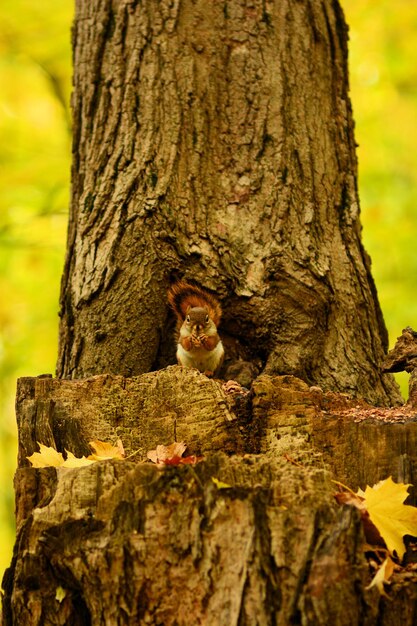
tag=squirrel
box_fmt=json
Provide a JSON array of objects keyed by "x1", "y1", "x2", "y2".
[{"x1": 167, "y1": 280, "x2": 224, "y2": 376}]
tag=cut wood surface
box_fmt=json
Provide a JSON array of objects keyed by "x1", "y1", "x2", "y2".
[
  {"x1": 15, "y1": 367, "x2": 243, "y2": 468},
  {"x1": 15, "y1": 369, "x2": 417, "y2": 495},
  {"x1": 251, "y1": 374, "x2": 417, "y2": 501},
  {"x1": 3, "y1": 369, "x2": 417, "y2": 625}
]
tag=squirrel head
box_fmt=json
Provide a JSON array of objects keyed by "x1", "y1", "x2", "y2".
[{"x1": 185, "y1": 306, "x2": 213, "y2": 336}]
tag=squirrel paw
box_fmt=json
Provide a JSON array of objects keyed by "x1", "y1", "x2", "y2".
[{"x1": 182, "y1": 336, "x2": 194, "y2": 351}]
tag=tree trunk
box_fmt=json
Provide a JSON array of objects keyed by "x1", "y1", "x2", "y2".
[
  {"x1": 3, "y1": 372, "x2": 417, "y2": 625},
  {"x1": 58, "y1": 0, "x2": 399, "y2": 406}
]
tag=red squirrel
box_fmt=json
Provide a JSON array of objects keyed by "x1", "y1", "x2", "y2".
[{"x1": 167, "y1": 281, "x2": 224, "y2": 376}]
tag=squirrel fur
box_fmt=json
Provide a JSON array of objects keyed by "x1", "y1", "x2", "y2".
[{"x1": 167, "y1": 280, "x2": 224, "y2": 376}]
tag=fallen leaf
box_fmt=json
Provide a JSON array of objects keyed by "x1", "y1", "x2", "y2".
[
  {"x1": 222, "y1": 380, "x2": 243, "y2": 393},
  {"x1": 146, "y1": 442, "x2": 203, "y2": 466},
  {"x1": 147, "y1": 450, "x2": 159, "y2": 464},
  {"x1": 27, "y1": 441, "x2": 126, "y2": 469},
  {"x1": 55, "y1": 585, "x2": 67, "y2": 603},
  {"x1": 27, "y1": 444, "x2": 65, "y2": 468},
  {"x1": 360, "y1": 477, "x2": 417, "y2": 559},
  {"x1": 366, "y1": 556, "x2": 395, "y2": 596},
  {"x1": 334, "y1": 491, "x2": 366, "y2": 510},
  {"x1": 147, "y1": 442, "x2": 187, "y2": 464},
  {"x1": 212, "y1": 477, "x2": 232, "y2": 489},
  {"x1": 88, "y1": 439, "x2": 125, "y2": 461},
  {"x1": 63, "y1": 451, "x2": 95, "y2": 468},
  {"x1": 163, "y1": 455, "x2": 202, "y2": 466}
]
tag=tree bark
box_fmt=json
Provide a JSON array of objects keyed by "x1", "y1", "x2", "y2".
[
  {"x1": 57, "y1": 0, "x2": 400, "y2": 406},
  {"x1": 3, "y1": 372, "x2": 417, "y2": 625}
]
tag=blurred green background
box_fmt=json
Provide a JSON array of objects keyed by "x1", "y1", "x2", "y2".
[{"x1": 0, "y1": 0, "x2": 416, "y2": 581}]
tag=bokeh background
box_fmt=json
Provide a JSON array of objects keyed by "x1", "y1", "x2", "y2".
[{"x1": 0, "y1": 0, "x2": 416, "y2": 580}]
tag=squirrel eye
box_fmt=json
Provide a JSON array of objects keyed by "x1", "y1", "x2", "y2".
[
  {"x1": 205, "y1": 315, "x2": 209, "y2": 323},
  {"x1": 186, "y1": 315, "x2": 191, "y2": 323}
]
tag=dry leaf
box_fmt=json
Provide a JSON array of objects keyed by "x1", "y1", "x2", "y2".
[
  {"x1": 222, "y1": 380, "x2": 243, "y2": 394},
  {"x1": 163, "y1": 455, "x2": 201, "y2": 466},
  {"x1": 27, "y1": 441, "x2": 126, "y2": 469},
  {"x1": 27, "y1": 444, "x2": 65, "y2": 468},
  {"x1": 146, "y1": 442, "x2": 202, "y2": 466},
  {"x1": 147, "y1": 442, "x2": 187, "y2": 464},
  {"x1": 360, "y1": 477, "x2": 417, "y2": 560},
  {"x1": 212, "y1": 477, "x2": 231, "y2": 489},
  {"x1": 55, "y1": 586, "x2": 67, "y2": 603},
  {"x1": 62, "y1": 451, "x2": 95, "y2": 468},
  {"x1": 334, "y1": 491, "x2": 366, "y2": 510},
  {"x1": 88, "y1": 439, "x2": 125, "y2": 461},
  {"x1": 335, "y1": 477, "x2": 417, "y2": 595},
  {"x1": 366, "y1": 556, "x2": 395, "y2": 596}
]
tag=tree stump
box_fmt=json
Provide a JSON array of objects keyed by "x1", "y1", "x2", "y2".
[{"x1": 3, "y1": 369, "x2": 417, "y2": 625}]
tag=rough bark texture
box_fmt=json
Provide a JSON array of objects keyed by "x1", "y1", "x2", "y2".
[
  {"x1": 5, "y1": 458, "x2": 373, "y2": 626},
  {"x1": 57, "y1": 0, "x2": 400, "y2": 406},
  {"x1": 3, "y1": 371, "x2": 417, "y2": 625},
  {"x1": 383, "y1": 327, "x2": 417, "y2": 408}
]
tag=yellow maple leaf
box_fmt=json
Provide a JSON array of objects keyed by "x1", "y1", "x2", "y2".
[
  {"x1": 62, "y1": 451, "x2": 95, "y2": 468},
  {"x1": 27, "y1": 441, "x2": 126, "y2": 469},
  {"x1": 27, "y1": 443, "x2": 65, "y2": 468},
  {"x1": 212, "y1": 477, "x2": 232, "y2": 489},
  {"x1": 366, "y1": 556, "x2": 395, "y2": 596},
  {"x1": 55, "y1": 585, "x2": 67, "y2": 603},
  {"x1": 87, "y1": 439, "x2": 125, "y2": 461},
  {"x1": 360, "y1": 476, "x2": 417, "y2": 559}
]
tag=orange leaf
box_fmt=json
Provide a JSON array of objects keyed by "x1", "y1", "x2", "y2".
[
  {"x1": 147, "y1": 442, "x2": 187, "y2": 464},
  {"x1": 366, "y1": 556, "x2": 395, "y2": 596},
  {"x1": 87, "y1": 439, "x2": 125, "y2": 461}
]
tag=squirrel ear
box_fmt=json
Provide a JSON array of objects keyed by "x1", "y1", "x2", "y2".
[{"x1": 186, "y1": 305, "x2": 192, "y2": 314}]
